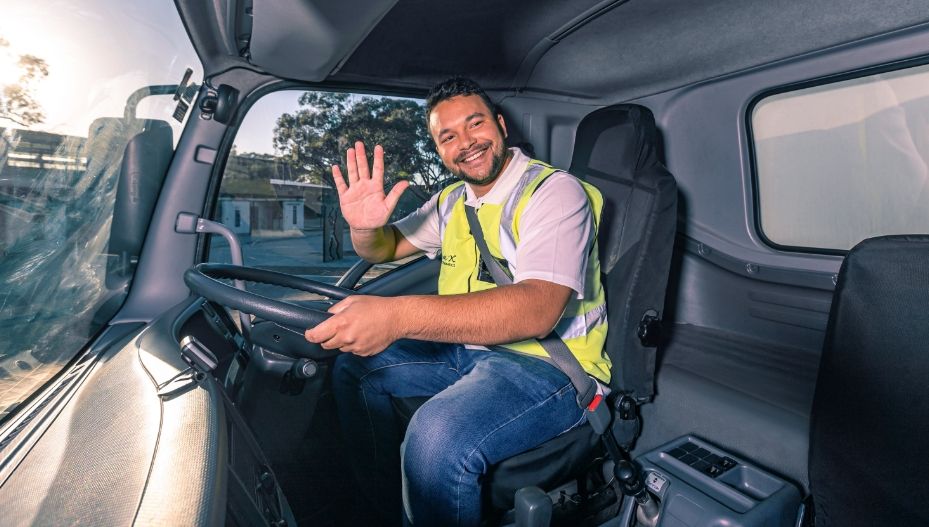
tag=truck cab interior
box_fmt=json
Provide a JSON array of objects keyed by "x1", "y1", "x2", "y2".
[{"x1": 0, "y1": 1, "x2": 927, "y2": 526}]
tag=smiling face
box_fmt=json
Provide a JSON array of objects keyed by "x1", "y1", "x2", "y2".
[{"x1": 428, "y1": 94, "x2": 512, "y2": 195}]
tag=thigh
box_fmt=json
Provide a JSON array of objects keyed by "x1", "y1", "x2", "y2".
[
  {"x1": 332, "y1": 339, "x2": 465, "y2": 398},
  {"x1": 409, "y1": 351, "x2": 586, "y2": 467}
]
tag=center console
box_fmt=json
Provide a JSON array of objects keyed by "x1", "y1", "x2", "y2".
[{"x1": 612, "y1": 435, "x2": 801, "y2": 527}]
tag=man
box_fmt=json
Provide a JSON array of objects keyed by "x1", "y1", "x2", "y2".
[{"x1": 305, "y1": 77, "x2": 610, "y2": 526}]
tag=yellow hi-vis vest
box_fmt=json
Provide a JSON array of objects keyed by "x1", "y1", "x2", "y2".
[{"x1": 435, "y1": 160, "x2": 611, "y2": 383}]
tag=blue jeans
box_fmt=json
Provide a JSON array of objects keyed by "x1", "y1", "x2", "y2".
[{"x1": 331, "y1": 340, "x2": 587, "y2": 527}]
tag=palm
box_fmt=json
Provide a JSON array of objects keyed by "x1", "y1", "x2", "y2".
[
  {"x1": 339, "y1": 179, "x2": 394, "y2": 229},
  {"x1": 332, "y1": 142, "x2": 409, "y2": 230}
]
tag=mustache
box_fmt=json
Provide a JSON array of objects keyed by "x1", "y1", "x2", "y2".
[{"x1": 455, "y1": 142, "x2": 492, "y2": 163}]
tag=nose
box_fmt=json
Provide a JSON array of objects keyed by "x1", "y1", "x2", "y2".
[{"x1": 459, "y1": 128, "x2": 476, "y2": 150}]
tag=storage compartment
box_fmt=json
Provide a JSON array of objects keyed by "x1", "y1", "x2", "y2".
[
  {"x1": 617, "y1": 435, "x2": 801, "y2": 527},
  {"x1": 717, "y1": 465, "x2": 783, "y2": 501}
]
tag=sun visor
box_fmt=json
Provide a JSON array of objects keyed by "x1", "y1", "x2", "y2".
[{"x1": 249, "y1": 0, "x2": 398, "y2": 81}]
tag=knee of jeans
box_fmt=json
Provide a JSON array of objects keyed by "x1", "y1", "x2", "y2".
[
  {"x1": 331, "y1": 353, "x2": 366, "y2": 394},
  {"x1": 403, "y1": 401, "x2": 484, "y2": 484}
]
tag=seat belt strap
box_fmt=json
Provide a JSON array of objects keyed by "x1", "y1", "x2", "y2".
[
  {"x1": 464, "y1": 205, "x2": 514, "y2": 285},
  {"x1": 465, "y1": 205, "x2": 598, "y2": 409}
]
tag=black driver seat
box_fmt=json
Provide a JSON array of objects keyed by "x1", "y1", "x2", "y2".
[
  {"x1": 485, "y1": 104, "x2": 678, "y2": 510},
  {"x1": 395, "y1": 104, "x2": 678, "y2": 514}
]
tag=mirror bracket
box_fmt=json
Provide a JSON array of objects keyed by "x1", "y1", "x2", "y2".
[{"x1": 198, "y1": 83, "x2": 239, "y2": 124}]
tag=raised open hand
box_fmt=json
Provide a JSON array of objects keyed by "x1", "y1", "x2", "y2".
[{"x1": 332, "y1": 142, "x2": 410, "y2": 230}]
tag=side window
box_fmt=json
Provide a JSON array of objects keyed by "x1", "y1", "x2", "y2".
[
  {"x1": 752, "y1": 64, "x2": 929, "y2": 251},
  {"x1": 0, "y1": 1, "x2": 201, "y2": 422},
  {"x1": 209, "y1": 91, "x2": 440, "y2": 298}
]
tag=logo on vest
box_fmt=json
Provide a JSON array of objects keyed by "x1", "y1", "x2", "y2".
[{"x1": 441, "y1": 254, "x2": 457, "y2": 267}]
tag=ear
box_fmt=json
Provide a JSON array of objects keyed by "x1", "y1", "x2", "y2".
[{"x1": 496, "y1": 113, "x2": 508, "y2": 138}]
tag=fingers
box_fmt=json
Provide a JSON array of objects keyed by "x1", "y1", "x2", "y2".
[
  {"x1": 308, "y1": 323, "x2": 355, "y2": 353},
  {"x1": 305, "y1": 296, "x2": 389, "y2": 356},
  {"x1": 305, "y1": 320, "x2": 336, "y2": 344},
  {"x1": 354, "y1": 141, "x2": 371, "y2": 181},
  {"x1": 320, "y1": 334, "x2": 347, "y2": 351},
  {"x1": 372, "y1": 144, "x2": 384, "y2": 185},
  {"x1": 343, "y1": 141, "x2": 385, "y2": 188},
  {"x1": 331, "y1": 164, "x2": 347, "y2": 194},
  {"x1": 328, "y1": 296, "x2": 356, "y2": 314},
  {"x1": 306, "y1": 298, "x2": 355, "y2": 345},
  {"x1": 345, "y1": 147, "x2": 359, "y2": 183},
  {"x1": 384, "y1": 180, "x2": 409, "y2": 212}
]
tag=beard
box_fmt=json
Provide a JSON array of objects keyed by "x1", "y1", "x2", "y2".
[{"x1": 447, "y1": 141, "x2": 510, "y2": 186}]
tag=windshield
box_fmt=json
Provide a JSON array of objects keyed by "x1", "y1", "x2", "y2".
[{"x1": 0, "y1": 1, "x2": 202, "y2": 422}]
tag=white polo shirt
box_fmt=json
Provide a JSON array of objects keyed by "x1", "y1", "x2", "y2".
[{"x1": 394, "y1": 148, "x2": 596, "y2": 300}]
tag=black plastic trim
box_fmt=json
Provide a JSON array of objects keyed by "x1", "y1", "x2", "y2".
[{"x1": 680, "y1": 235, "x2": 836, "y2": 291}]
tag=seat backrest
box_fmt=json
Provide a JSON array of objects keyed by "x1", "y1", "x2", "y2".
[
  {"x1": 569, "y1": 104, "x2": 677, "y2": 400},
  {"x1": 809, "y1": 235, "x2": 929, "y2": 525},
  {"x1": 90, "y1": 118, "x2": 174, "y2": 290}
]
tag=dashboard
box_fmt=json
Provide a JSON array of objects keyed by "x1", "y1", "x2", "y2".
[{"x1": 0, "y1": 297, "x2": 295, "y2": 526}]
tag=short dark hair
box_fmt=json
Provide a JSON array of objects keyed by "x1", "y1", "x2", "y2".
[{"x1": 425, "y1": 76, "x2": 497, "y2": 121}]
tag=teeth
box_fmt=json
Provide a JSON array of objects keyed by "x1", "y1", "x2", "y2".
[{"x1": 463, "y1": 148, "x2": 486, "y2": 163}]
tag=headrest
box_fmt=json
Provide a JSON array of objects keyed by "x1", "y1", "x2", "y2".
[{"x1": 569, "y1": 104, "x2": 661, "y2": 181}]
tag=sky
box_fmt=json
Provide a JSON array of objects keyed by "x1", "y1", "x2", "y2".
[
  {"x1": 0, "y1": 1, "x2": 202, "y2": 144},
  {"x1": 233, "y1": 91, "x2": 307, "y2": 155}
]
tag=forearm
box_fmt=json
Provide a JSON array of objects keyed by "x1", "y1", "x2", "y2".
[
  {"x1": 350, "y1": 225, "x2": 398, "y2": 263},
  {"x1": 304, "y1": 280, "x2": 572, "y2": 356},
  {"x1": 393, "y1": 280, "x2": 570, "y2": 345}
]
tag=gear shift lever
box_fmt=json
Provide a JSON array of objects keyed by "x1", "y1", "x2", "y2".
[{"x1": 616, "y1": 460, "x2": 659, "y2": 526}]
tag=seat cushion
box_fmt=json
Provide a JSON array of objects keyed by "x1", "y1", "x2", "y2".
[{"x1": 485, "y1": 424, "x2": 603, "y2": 509}]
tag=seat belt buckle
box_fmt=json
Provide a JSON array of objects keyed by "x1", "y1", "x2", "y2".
[{"x1": 586, "y1": 391, "x2": 612, "y2": 435}]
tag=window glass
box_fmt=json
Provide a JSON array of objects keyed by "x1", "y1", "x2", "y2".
[
  {"x1": 752, "y1": 64, "x2": 929, "y2": 250},
  {"x1": 209, "y1": 91, "x2": 439, "y2": 301},
  {"x1": 0, "y1": 1, "x2": 202, "y2": 421}
]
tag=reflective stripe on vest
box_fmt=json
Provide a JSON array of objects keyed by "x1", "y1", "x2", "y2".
[{"x1": 435, "y1": 160, "x2": 611, "y2": 383}]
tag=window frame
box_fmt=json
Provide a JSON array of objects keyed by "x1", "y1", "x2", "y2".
[{"x1": 745, "y1": 54, "x2": 929, "y2": 255}]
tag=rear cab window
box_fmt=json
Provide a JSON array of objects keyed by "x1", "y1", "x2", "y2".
[
  {"x1": 208, "y1": 90, "x2": 441, "y2": 300},
  {"x1": 751, "y1": 63, "x2": 929, "y2": 251}
]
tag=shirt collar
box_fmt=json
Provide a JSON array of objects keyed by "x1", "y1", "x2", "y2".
[{"x1": 462, "y1": 147, "x2": 528, "y2": 207}]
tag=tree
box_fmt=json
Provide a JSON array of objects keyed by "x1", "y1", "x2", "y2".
[
  {"x1": 0, "y1": 37, "x2": 49, "y2": 127},
  {"x1": 273, "y1": 92, "x2": 445, "y2": 196}
]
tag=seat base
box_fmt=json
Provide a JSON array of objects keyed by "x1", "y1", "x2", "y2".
[{"x1": 393, "y1": 396, "x2": 603, "y2": 510}]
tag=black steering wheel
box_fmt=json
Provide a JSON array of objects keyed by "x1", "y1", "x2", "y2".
[{"x1": 184, "y1": 263, "x2": 356, "y2": 360}]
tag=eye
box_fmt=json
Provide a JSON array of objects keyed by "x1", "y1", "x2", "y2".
[
  {"x1": 441, "y1": 134, "x2": 454, "y2": 144},
  {"x1": 471, "y1": 120, "x2": 483, "y2": 128}
]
